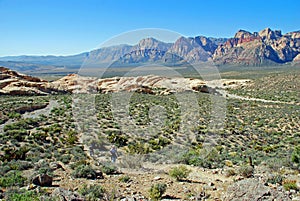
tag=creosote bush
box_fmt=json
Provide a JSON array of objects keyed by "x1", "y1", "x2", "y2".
[
  {"x1": 169, "y1": 165, "x2": 191, "y2": 181},
  {"x1": 149, "y1": 183, "x2": 167, "y2": 201},
  {"x1": 118, "y1": 175, "x2": 131, "y2": 183},
  {"x1": 101, "y1": 162, "x2": 118, "y2": 175},
  {"x1": 72, "y1": 164, "x2": 97, "y2": 179},
  {"x1": 79, "y1": 184, "x2": 106, "y2": 200},
  {"x1": 238, "y1": 165, "x2": 254, "y2": 178},
  {"x1": 291, "y1": 145, "x2": 300, "y2": 164},
  {"x1": 0, "y1": 171, "x2": 26, "y2": 187}
]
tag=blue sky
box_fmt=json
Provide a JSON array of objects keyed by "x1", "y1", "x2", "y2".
[{"x1": 0, "y1": 0, "x2": 299, "y2": 56}]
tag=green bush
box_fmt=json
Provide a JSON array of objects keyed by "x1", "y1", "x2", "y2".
[
  {"x1": 169, "y1": 165, "x2": 191, "y2": 181},
  {"x1": 283, "y1": 180, "x2": 298, "y2": 191},
  {"x1": 72, "y1": 165, "x2": 97, "y2": 179},
  {"x1": 238, "y1": 166, "x2": 254, "y2": 178},
  {"x1": 66, "y1": 130, "x2": 78, "y2": 145},
  {"x1": 101, "y1": 162, "x2": 118, "y2": 175},
  {"x1": 79, "y1": 184, "x2": 106, "y2": 201},
  {"x1": 267, "y1": 174, "x2": 283, "y2": 185},
  {"x1": 118, "y1": 175, "x2": 131, "y2": 183},
  {"x1": 180, "y1": 147, "x2": 223, "y2": 168},
  {"x1": 6, "y1": 190, "x2": 40, "y2": 201},
  {"x1": 291, "y1": 145, "x2": 300, "y2": 164},
  {"x1": 224, "y1": 168, "x2": 236, "y2": 177},
  {"x1": 0, "y1": 171, "x2": 27, "y2": 187},
  {"x1": 149, "y1": 183, "x2": 167, "y2": 201}
]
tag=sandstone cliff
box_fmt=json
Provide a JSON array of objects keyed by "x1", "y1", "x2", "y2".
[{"x1": 213, "y1": 28, "x2": 300, "y2": 65}]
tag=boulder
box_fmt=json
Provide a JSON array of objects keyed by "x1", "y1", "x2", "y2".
[
  {"x1": 32, "y1": 174, "x2": 53, "y2": 187},
  {"x1": 223, "y1": 178, "x2": 291, "y2": 201}
]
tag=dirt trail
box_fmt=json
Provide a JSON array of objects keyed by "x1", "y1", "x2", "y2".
[
  {"x1": 0, "y1": 99, "x2": 59, "y2": 133},
  {"x1": 206, "y1": 79, "x2": 297, "y2": 105}
]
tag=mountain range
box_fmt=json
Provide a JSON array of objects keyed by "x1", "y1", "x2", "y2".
[{"x1": 1, "y1": 28, "x2": 300, "y2": 72}]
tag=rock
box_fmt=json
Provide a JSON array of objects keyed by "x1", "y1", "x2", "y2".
[
  {"x1": 32, "y1": 174, "x2": 53, "y2": 187},
  {"x1": 51, "y1": 188, "x2": 84, "y2": 201},
  {"x1": 208, "y1": 182, "x2": 215, "y2": 186},
  {"x1": 49, "y1": 162, "x2": 65, "y2": 171},
  {"x1": 27, "y1": 183, "x2": 37, "y2": 190},
  {"x1": 0, "y1": 67, "x2": 64, "y2": 95},
  {"x1": 96, "y1": 170, "x2": 104, "y2": 179},
  {"x1": 153, "y1": 176, "x2": 162, "y2": 181},
  {"x1": 223, "y1": 178, "x2": 291, "y2": 201},
  {"x1": 292, "y1": 196, "x2": 300, "y2": 201}
]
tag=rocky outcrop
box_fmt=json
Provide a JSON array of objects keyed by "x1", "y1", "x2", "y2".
[
  {"x1": 0, "y1": 67, "x2": 65, "y2": 95},
  {"x1": 223, "y1": 178, "x2": 291, "y2": 201},
  {"x1": 53, "y1": 74, "x2": 206, "y2": 94},
  {"x1": 1, "y1": 67, "x2": 254, "y2": 95},
  {"x1": 213, "y1": 28, "x2": 300, "y2": 65}
]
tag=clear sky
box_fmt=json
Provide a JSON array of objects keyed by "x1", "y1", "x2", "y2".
[{"x1": 0, "y1": 0, "x2": 299, "y2": 56}]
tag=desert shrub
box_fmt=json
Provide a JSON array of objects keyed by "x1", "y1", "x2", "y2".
[
  {"x1": 72, "y1": 165, "x2": 97, "y2": 179},
  {"x1": 69, "y1": 159, "x2": 88, "y2": 169},
  {"x1": 149, "y1": 183, "x2": 167, "y2": 201},
  {"x1": 127, "y1": 142, "x2": 151, "y2": 154},
  {"x1": 79, "y1": 184, "x2": 106, "y2": 201},
  {"x1": 8, "y1": 112, "x2": 21, "y2": 119},
  {"x1": 265, "y1": 157, "x2": 290, "y2": 171},
  {"x1": 224, "y1": 168, "x2": 236, "y2": 177},
  {"x1": 169, "y1": 165, "x2": 191, "y2": 181},
  {"x1": 291, "y1": 145, "x2": 300, "y2": 164},
  {"x1": 4, "y1": 118, "x2": 38, "y2": 132},
  {"x1": 66, "y1": 130, "x2": 78, "y2": 145},
  {"x1": 0, "y1": 165, "x2": 11, "y2": 176},
  {"x1": 0, "y1": 171, "x2": 27, "y2": 187},
  {"x1": 283, "y1": 179, "x2": 298, "y2": 191},
  {"x1": 148, "y1": 136, "x2": 171, "y2": 150},
  {"x1": 5, "y1": 129, "x2": 27, "y2": 141},
  {"x1": 101, "y1": 162, "x2": 118, "y2": 175},
  {"x1": 119, "y1": 154, "x2": 144, "y2": 169},
  {"x1": 7, "y1": 160, "x2": 33, "y2": 171},
  {"x1": 6, "y1": 189, "x2": 40, "y2": 201},
  {"x1": 70, "y1": 146, "x2": 87, "y2": 161},
  {"x1": 267, "y1": 174, "x2": 283, "y2": 185},
  {"x1": 238, "y1": 165, "x2": 254, "y2": 178},
  {"x1": 58, "y1": 154, "x2": 72, "y2": 164},
  {"x1": 119, "y1": 175, "x2": 131, "y2": 183},
  {"x1": 180, "y1": 147, "x2": 223, "y2": 168},
  {"x1": 36, "y1": 165, "x2": 53, "y2": 177},
  {"x1": 107, "y1": 133, "x2": 128, "y2": 147}
]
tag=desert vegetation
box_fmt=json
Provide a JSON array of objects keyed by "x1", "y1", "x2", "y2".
[{"x1": 0, "y1": 69, "x2": 299, "y2": 200}]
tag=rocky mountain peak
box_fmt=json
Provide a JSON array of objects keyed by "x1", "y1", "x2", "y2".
[
  {"x1": 259, "y1": 27, "x2": 282, "y2": 40},
  {"x1": 234, "y1": 30, "x2": 254, "y2": 39},
  {"x1": 136, "y1": 37, "x2": 170, "y2": 51}
]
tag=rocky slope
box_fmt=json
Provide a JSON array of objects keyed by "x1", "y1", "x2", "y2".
[
  {"x1": 0, "y1": 67, "x2": 63, "y2": 95},
  {"x1": 213, "y1": 28, "x2": 300, "y2": 65}
]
